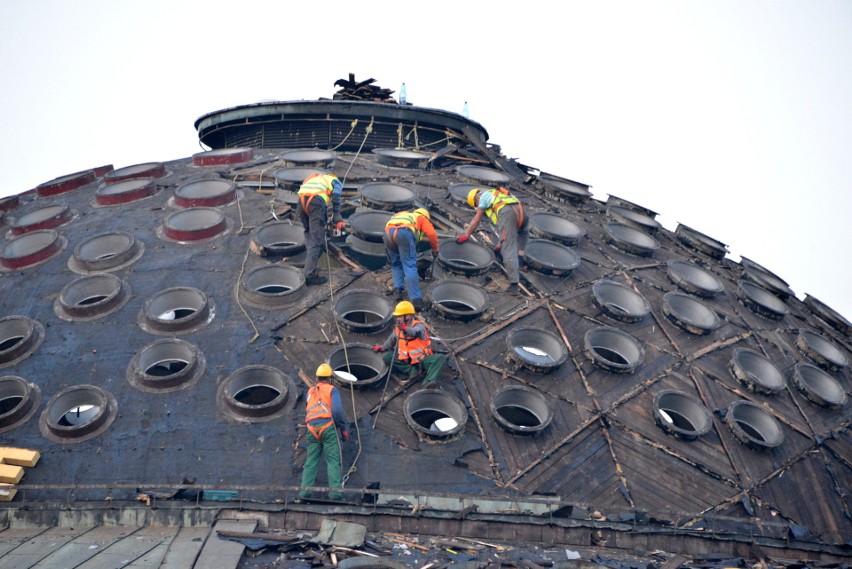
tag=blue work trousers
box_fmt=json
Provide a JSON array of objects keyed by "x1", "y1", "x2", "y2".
[{"x1": 384, "y1": 227, "x2": 422, "y2": 301}]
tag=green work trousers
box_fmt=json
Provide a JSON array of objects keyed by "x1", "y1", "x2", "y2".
[
  {"x1": 299, "y1": 423, "x2": 343, "y2": 500},
  {"x1": 383, "y1": 352, "x2": 446, "y2": 385}
]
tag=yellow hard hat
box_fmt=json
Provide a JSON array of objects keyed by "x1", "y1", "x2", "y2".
[
  {"x1": 393, "y1": 300, "x2": 416, "y2": 316},
  {"x1": 467, "y1": 188, "x2": 480, "y2": 208},
  {"x1": 414, "y1": 208, "x2": 429, "y2": 219},
  {"x1": 316, "y1": 363, "x2": 333, "y2": 377}
]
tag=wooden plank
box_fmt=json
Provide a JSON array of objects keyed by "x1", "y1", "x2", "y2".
[
  {"x1": 0, "y1": 525, "x2": 92, "y2": 569},
  {"x1": 0, "y1": 483, "x2": 17, "y2": 501},
  {"x1": 192, "y1": 520, "x2": 257, "y2": 569},
  {"x1": 26, "y1": 526, "x2": 136, "y2": 569},
  {"x1": 0, "y1": 447, "x2": 40, "y2": 467},
  {"x1": 0, "y1": 464, "x2": 24, "y2": 484},
  {"x1": 158, "y1": 526, "x2": 210, "y2": 569},
  {"x1": 0, "y1": 527, "x2": 49, "y2": 557}
]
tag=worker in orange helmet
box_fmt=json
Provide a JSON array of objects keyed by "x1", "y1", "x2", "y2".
[
  {"x1": 383, "y1": 208, "x2": 439, "y2": 311},
  {"x1": 372, "y1": 301, "x2": 446, "y2": 387},
  {"x1": 456, "y1": 187, "x2": 528, "y2": 294},
  {"x1": 297, "y1": 173, "x2": 344, "y2": 286},
  {"x1": 299, "y1": 363, "x2": 349, "y2": 501}
]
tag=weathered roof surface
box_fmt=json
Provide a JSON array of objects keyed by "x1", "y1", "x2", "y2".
[{"x1": 0, "y1": 85, "x2": 849, "y2": 568}]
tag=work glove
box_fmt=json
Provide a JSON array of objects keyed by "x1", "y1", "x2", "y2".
[
  {"x1": 372, "y1": 344, "x2": 385, "y2": 353},
  {"x1": 398, "y1": 323, "x2": 407, "y2": 334},
  {"x1": 342, "y1": 429, "x2": 350, "y2": 442},
  {"x1": 334, "y1": 221, "x2": 346, "y2": 232},
  {"x1": 456, "y1": 234, "x2": 469, "y2": 244}
]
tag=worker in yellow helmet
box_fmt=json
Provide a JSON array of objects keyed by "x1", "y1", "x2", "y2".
[
  {"x1": 457, "y1": 187, "x2": 528, "y2": 294},
  {"x1": 299, "y1": 363, "x2": 349, "y2": 501},
  {"x1": 383, "y1": 207, "x2": 439, "y2": 311},
  {"x1": 372, "y1": 301, "x2": 446, "y2": 387},
  {"x1": 297, "y1": 173, "x2": 344, "y2": 286}
]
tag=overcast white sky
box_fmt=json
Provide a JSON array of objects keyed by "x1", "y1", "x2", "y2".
[{"x1": 1, "y1": 1, "x2": 850, "y2": 320}]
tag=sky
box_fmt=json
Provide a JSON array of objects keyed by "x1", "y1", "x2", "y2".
[{"x1": 1, "y1": 1, "x2": 850, "y2": 320}]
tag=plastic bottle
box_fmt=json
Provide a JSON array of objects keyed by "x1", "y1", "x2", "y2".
[
  {"x1": 399, "y1": 83, "x2": 407, "y2": 105},
  {"x1": 462, "y1": 101, "x2": 469, "y2": 118}
]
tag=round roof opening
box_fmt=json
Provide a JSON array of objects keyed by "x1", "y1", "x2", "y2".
[
  {"x1": 36, "y1": 169, "x2": 97, "y2": 197},
  {"x1": 606, "y1": 206, "x2": 661, "y2": 233},
  {"x1": 0, "y1": 316, "x2": 45, "y2": 368},
  {"x1": 539, "y1": 177, "x2": 592, "y2": 201},
  {"x1": 490, "y1": 385, "x2": 553, "y2": 435},
  {"x1": 0, "y1": 375, "x2": 41, "y2": 433},
  {"x1": 795, "y1": 329, "x2": 848, "y2": 370},
  {"x1": 139, "y1": 287, "x2": 213, "y2": 335},
  {"x1": 348, "y1": 210, "x2": 393, "y2": 243},
  {"x1": 10, "y1": 204, "x2": 73, "y2": 235},
  {"x1": 372, "y1": 148, "x2": 430, "y2": 168},
  {"x1": 725, "y1": 400, "x2": 784, "y2": 449},
  {"x1": 437, "y1": 239, "x2": 494, "y2": 276},
  {"x1": 333, "y1": 290, "x2": 392, "y2": 334},
  {"x1": 729, "y1": 349, "x2": 786, "y2": 394},
  {"x1": 162, "y1": 207, "x2": 228, "y2": 242},
  {"x1": 737, "y1": 281, "x2": 789, "y2": 319},
  {"x1": 240, "y1": 265, "x2": 305, "y2": 308},
  {"x1": 584, "y1": 327, "x2": 644, "y2": 373},
  {"x1": 455, "y1": 165, "x2": 512, "y2": 185},
  {"x1": 1, "y1": 230, "x2": 65, "y2": 270},
  {"x1": 128, "y1": 338, "x2": 205, "y2": 393},
  {"x1": 328, "y1": 343, "x2": 388, "y2": 389},
  {"x1": 40, "y1": 385, "x2": 118, "y2": 444},
  {"x1": 404, "y1": 390, "x2": 468, "y2": 441},
  {"x1": 280, "y1": 149, "x2": 335, "y2": 168},
  {"x1": 448, "y1": 183, "x2": 481, "y2": 206},
  {"x1": 359, "y1": 183, "x2": 416, "y2": 211},
  {"x1": 667, "y1": 260, "x2": 724, "y2": 298},
  {"x1": 95, "y1": 178, "x2": 158, "y2": 206},
  {"x1": 662, "y1": 292, "x2": 720, "y2": 335},
  {"x1": 272, "y1": 167, "x2": 330, "y2": 191},
  {"x1": 653, "y1": 390, "x2": 712, "y2": 440},
  {"x1": 675, "y1": 224, "x2": 728, "y2": 259},
  {"x1": 506, "y1": 328, "x2": 568, "y2": 373},
  {"x1": 592, "y1": 280, "x2": 651, "y2": 323},
  {"x1": 192, "y1": 148, "x2": 253, "y2": 166},
  {"x1": 792, "y1": 363, "x2": 847, "y2": 409},
  {"x1": 603, "y1": 223, "x2": 660, "y2": 256},
  {"x1": 523, "y1": 239, "x2": 581, "y2": 276},
  {"x1": 174, "y1": 179, "x2": 237, "y2": 208},
  {"x1": 250, "y1": 221, "x2": 306, "y2": 257},
  {"x1": 804, "y1": 294, "x2": 851, "y2": 335},
  {"x1": 219, "y1": 365, "x2": 294, "y2": 422},
  {"x1": 428, "y1": 280, "x2": 489, "y2": 322},
  {"x1": 70, "y1": 232, "x2": 144, "y2": 273},
  {"x1": 103, "y1": 162, "x2": 166, "y2": 185},
  {"x1": 528, "y1": 212, "x2": 586, "y2": 246},
  {"x1": 743, "y1": 267, "x2": 794, "y2": 299},
  {"x1": 55, "y1": 273, "x2": 131, "y2": 321}
]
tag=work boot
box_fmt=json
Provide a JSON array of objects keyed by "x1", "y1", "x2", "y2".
[
  {"x1": 412, "y1": 298, "x2": 430, "y2": 311},
  {"x1": 393, "y1": 288, "x2": 404, "y2": 300},
  {"x1": 506, "y1": 283, "x2": 521, "y2": 296},
  {"x1": 305, "y1": 273, "x2": 328, "y2": 286},
  {"x1": 328, "y1": 492, "x2": 344, "y2": 501}
]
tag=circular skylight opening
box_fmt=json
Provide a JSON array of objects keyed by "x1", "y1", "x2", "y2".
[
  {"x1": 55, "y1": 273, "x2": 131, "y2": 321},
  {"x1": 219, "y1": 365, "x2": 294, "y2": 422},
  {"x1": 0, "y1": 375, "x2": 41, "y2": 433},
  {"x1": 528, "y1": 212, "x2": 586, "y2": 246},
  {"x1": 127, "y1": 339, "x2": 205, "y2": 393},
  {"x1": 584, "y1": 327, "x2": 644, "y2": 373},
  {"x1": 795, "y1": 329, "x2": 848, "y2": 370},
  {"x1": 240, "y1": 265, "x2": 305, "y2": 308},
  {"x1": 95, "y1": 178, "x2": 158, "y2": 206},
  {"x1": 490, "y1": 385, "x2": 553, "y2": 435},
  {"x1": 725, "y1": 401, "x2": 784, "y2": 449},
  {"x1": 603, "y1": 223, "x2": 660, "y2": 257},
  {"x1": 0, "y1": 316, "x2": 44, "y2": 368},
  {"x1": 592, "y1": 280, "x2": 651, "y2": 323},
  {"x1": 327, "y1": 344, "x2": 388, "y2": 389},
  {"x1": 40, "y1": 385, "x2": 118, "y2": 443},
  {"x1": 666, "y1": 260, "x2": 724, "y2": 298},
  {"x1": 250, "y1": 221, "x2": 306, "y2": 257},
  {"x1": 70, "y1": 231, "x2": 144, "y2": 273},
  {"x1": 792, "y1": 363, "x2": 847, "y2": 409},
  {"x1": 662, "y1": 292, "x2": 720, "y2": 335},
  {"x1": 729, "y1": 348, "x2": 786, "y2": 394},
  {"x1": 139, "y1": 287, "x2": 214, "y2": 335},
  {"x1": 1, "y1": 230, "x2": 65, "y2": 270},
  {"x1": 404, "y1": 390, "x2": 468, "y2": 440},
  {"x1": 506, "y1": 328, "x2": 567, "y2": 373},
  {"x1": 333, "y1": 290, "x2": 392, "y2": 334},
  {"x1": 737, "y1": 281, "x2": 789, "y2": 319},
  {"x1": 653, "y1": 390, "x2": 712, "y2": 440}
]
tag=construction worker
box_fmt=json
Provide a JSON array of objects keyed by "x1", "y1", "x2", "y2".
[
  {"x1": 384, "y1": 208, "x2": 439, "y2": 311},
  {"x1": 372, "y1": 301, "x2": 446, "y2": 387},
  {"x1": 456, "y1": 187, "x2": 528, "y2": 294},
  {"x1": 299, "y1": 363, "x2": 349, "y2": 501},
  {"x1": 297, "y1": 173, "x2": 345, "y2": 286}
]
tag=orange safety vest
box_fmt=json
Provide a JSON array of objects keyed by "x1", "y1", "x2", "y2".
[
  {"x1": 385, "y1": 211, "x2": 423, "y2": 243},
  {"x1": 483, "y1": 187, "x2": 522, "y2": 226},
  {"x1": 305, "y1": 382, "x2": 335, "y2": 440},
  {"x1": 298, "y1": 174, "x2": 336, "y2": 211},
  {"x1": 396, "y1": 318, "x2": 434, "y2": 364}
]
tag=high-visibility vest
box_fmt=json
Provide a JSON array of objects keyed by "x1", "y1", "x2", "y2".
[
  {"x1": 305, "y1": 382, "x2": 335, "y2": 439},
  {"x1": 298, "y1": 174, "x2": 336, "y2": 210},
  {"x1": 385, "y1": 211, "x2": 425, "y2": 242},
  {"x1": 483, "y1": 187, "x2": 521, "y2": 225},
  {"x1": 396, "y1": 318, "x2": 434, "y2": 364}
]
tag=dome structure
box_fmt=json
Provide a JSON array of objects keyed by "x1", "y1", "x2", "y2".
[{"x1": 0, "y1": 77, "x2": 849, "y2": 566}]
